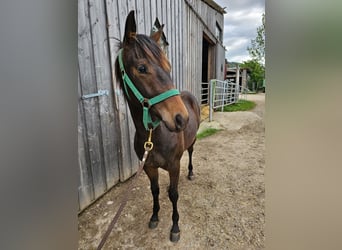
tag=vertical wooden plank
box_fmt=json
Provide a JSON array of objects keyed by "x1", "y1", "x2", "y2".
[
  {"x1": 125, "y1": 0, "x2": 140, "y2": 174},
  {"x1": 187, "y1": 6, "x2": 192, "y2": 93},
  {"x1": 182, "y1": 2, "x2": 187, "y2": 90},
  {"x1": 127, "y1": 0, "x2": 135, "y2": 13},
  {"x1": 178, "y1": 0, "x2": 184, "y2": 91},
  {"x1": 172, "y1": 0, "x2": 176, "y2": 82},
  {"x1": 161, "y1": 0, "x2": 167, "y2": 29},
  {"x1": 187, "y1": 4, "x2": 191, "y2": 91},
  {"x1": 107, "y1": 0, "x2": 131, "y2": 181},
  {"x1": 216, "y1": 43, "x2": 225, "y2": 80},
  {"x1": 117, "y1": 0, "x2": 128, "y2": 33},
  {"x1": 123, "y1": 0, "x2": 142, "y2": 178},
  {"x1": 143, "y1": 0, "x2": 152, "y2": 35},
  {"x1": 78, "y1": 70, "x2": 94, "y2": 210},
  {"x1": 174, "y1": 0, "x2": 179, "y2": 89},
  {"x1": 117, "y1": 0, "x2": 134, "y2": 181},
  {"x1": 196, "y1": 15, "x2": 201, "y2": 100},
  {"x1": 156, "y1": 0, "x2": 162, "y2": 21},
  {"x1": 105, "y1": 0, "x2": 122, "y2": 114},
  {"x1": 201, "y1": 1, "x2": 206, "y2": 27},
  {"x1": 150, "y1": 0, "x2": 157, "y2": 31},
  {"x1": 135, "y1": 0, "x2": 144, "y2": 38},
  {"x1": 88, "y1": 0, "x2": 120, "y2": 189},
  {"x1": 125, "y1": 1, "x2": 140, "y2": 176},
  {"x1": 199, "y1": 18, "x2": 203, "y2": 100},
  {"x1": 78, "y1": 0, "x2": 106, "y2": 198},
  {"x1": 195, "y1": 13, "x2": 198, "y2": 97},
  {"x1": 191, "y1": 12, "x2": 195, "y2": 95},
  {"x1": 179, "y1": 0, "x2": 186, "y2": 90},
  {"x1": 194, "y1": 12, "x2": 196, "y2": 97},
  {"x1": 107, "y1": 1, "x2": 140, "y2": 181},
  {"x1": 187, "y1": 7, "x2": 192, "y2": 93},
  {"x1": 165, "y1": 0, "x2": 172, "y2": 74}
]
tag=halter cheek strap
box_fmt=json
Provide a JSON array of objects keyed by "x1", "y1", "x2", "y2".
[{"x1": 118, "y1": 49, "x2": 180, "y2": 130}]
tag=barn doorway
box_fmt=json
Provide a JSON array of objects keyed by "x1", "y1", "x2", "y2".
[{"x1": 201, "y1": 33, "x2": 215, "y2": 105}]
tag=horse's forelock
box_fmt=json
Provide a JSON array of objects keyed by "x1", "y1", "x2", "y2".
[{"x1": 134, "y1": 35, "x2": 171, "y2": 73}]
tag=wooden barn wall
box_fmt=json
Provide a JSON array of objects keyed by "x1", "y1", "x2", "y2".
[
  {"x1": 78, "y1": 0, "x2": 224, "y2": 211},
  {"x1": 183, "y1": 0, "x2": 225, "y2": 99}
]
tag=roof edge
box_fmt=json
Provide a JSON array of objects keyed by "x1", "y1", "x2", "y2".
[{"x1": 202, "y1": 0, "x2": 227, "y2": 14}]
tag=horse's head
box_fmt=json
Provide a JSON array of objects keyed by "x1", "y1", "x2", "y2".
[{"x1": 115, "y1": 11, "x2": 189, "y2": 132}]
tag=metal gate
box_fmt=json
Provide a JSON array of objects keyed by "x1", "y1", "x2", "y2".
[{"x1": 209, "y1": 79, "x2": 250, "y2": 121}]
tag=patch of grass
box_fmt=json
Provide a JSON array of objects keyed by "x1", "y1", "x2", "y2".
[
  {"x1": 222, "y1": 100, "x2": 256, "y2": 112},
  {"x1": 196, "y1": 128, "x2": 220, "y2": 139}
]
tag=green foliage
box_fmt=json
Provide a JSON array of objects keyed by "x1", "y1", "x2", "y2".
[
  {"x1": 244, "y1": 13, "x2": 265, "y2": 91},
  {"x1": 247, "y1": 13, "x2": 265, "y2": 65},
  {"x1": 196, "y1": 128, "x2": 220, "y2": 139},
  {"x1": 222, "y1": 100, "x2": 256, "y2": 112},
  {"x1": 240, "y1": 59, "x2": 265, "y2": 90}
]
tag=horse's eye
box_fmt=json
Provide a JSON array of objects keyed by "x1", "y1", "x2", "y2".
[{"x1": 137, "y1": 65, "x2": 147, "y2": 74}]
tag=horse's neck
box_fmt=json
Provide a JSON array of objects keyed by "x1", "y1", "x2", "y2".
[
  {"x1": 126, "y1": 101, "x2": 150, "y2": 135},
  {"x1": 127, "y1": 106, "x2": 143, "y2": 128}
]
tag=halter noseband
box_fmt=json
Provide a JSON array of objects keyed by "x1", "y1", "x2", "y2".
[{"x1": 118, "y1": 48, "x2": 180, "y2": 130}]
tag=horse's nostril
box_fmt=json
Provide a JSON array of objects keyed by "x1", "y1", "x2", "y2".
[{"x1": 175, "y1": 114, "x2": 186, "y2": 131}]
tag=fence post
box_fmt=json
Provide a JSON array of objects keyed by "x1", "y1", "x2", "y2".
[
  {"x1": 221, "y1": 81, "x2": 226, "y2": 112},
  {"x1": 235, "y1": 64, "x2": 240, "y2": 103},
  {"x1": 209, "y1": 79, "x2": 214, "y2": 122}
]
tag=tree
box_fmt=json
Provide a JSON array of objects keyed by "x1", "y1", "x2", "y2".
[
  {"x1": 247, "y1": 13, "x2": 265, "y2": 65},
  {"x1": 240, "y1": 59, "x2": 265, "y2": 91}
]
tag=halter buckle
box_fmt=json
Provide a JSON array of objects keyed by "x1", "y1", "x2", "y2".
[
  {"x1": 144, "y1": 129, "x2": 154, "y2": 151},
  {"x1": 144, "y1": 141, "x2": 153, "y2": 151}
]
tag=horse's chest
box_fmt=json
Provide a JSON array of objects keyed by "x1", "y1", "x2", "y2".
[
  {"x1": 146, "y1": 150, "x2": 167, "y2": 168},
  {"x1": 134, "y1": 131, "x2": 183, "y2": 168}
]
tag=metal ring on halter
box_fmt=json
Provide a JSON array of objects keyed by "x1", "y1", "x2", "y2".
[{"x1": 141, "y1": 98, "x2": 151, "y2": 108}]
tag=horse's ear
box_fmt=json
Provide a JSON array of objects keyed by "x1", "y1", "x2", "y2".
[
  {"x1": 151, "y1": 24, "x2": 165, "y2": 43},
  {"x1": 123, "y1": 10, "x2": 136, "y2": 44}
]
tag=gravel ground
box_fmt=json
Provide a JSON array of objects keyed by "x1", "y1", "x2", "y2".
[{"x1": 78, "y1": 93, "x2": 265, "y2": 250}]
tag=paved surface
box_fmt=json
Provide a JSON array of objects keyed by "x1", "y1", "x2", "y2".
[{"x1": 198, "y1": 93, "x2": 265, "y2": 134}]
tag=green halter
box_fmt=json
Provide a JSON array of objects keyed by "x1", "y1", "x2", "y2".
[{"x1": 118, "y1": 49, "x2": 180, "y2": 130}]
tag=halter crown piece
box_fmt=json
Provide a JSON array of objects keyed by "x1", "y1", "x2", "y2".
[{"x1": 118, "y1": 49, "x2": 180, "y2": 130}]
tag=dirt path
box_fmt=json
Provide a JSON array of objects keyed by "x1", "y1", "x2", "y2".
[{"x1": 79, "y1": 94, "x2": 265, "y2": 250}]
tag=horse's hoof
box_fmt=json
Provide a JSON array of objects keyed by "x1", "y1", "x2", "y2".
[
  {"x1": 187, "y1": 175, "x2": 194, "y2": 181},
  {"x1": 149, "y1": 220, "x2": 158, "y2": 229},
  {"x1": 170, "y1": 232, "x2": 180, "y2": 242}
]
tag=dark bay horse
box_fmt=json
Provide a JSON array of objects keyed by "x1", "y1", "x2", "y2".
[{"x1": 115, "y1": 11, "x2": 200, "y2": 242}]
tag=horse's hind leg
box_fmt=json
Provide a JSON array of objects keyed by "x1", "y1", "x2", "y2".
[
  {"x1": 144, "y1": 166, "x2": 160, "y2": 229},
  {"x1": 187, "y1": 140, "x2": 196, "y2": 180}
]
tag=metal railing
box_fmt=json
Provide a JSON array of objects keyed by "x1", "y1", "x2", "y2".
[
  {"x1": 200, "y1": 82, "x2": 210, "y2": 105},
  {"x1": 208, "y1": 79, "x2": 251, "y2": 121}
]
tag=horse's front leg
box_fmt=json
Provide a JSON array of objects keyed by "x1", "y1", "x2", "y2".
[
  {"x1": 144, "y1": 166, "x2": 160, "y2": 229},
  {"x1": 168, "y1": 165, "x2": 181, "y2": 242},
  {"x1": 187, "y1": 141, "x2": 196, "y2": 180}
]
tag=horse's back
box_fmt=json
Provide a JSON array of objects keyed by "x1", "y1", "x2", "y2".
[
  {"x1": 180, "y1": 91, "x2": 201, "y2": 124},
  {"x1": 180, "y1": 91, "x2": 201, "y2": 148}
]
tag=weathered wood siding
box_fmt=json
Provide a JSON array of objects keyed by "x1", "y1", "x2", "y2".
[
  {"x1": 78, "y1": 0, "x2": 225, "y2": 211},
  {"x1": 182, "y1": 0, "x2": 225, "y2": 99}
]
